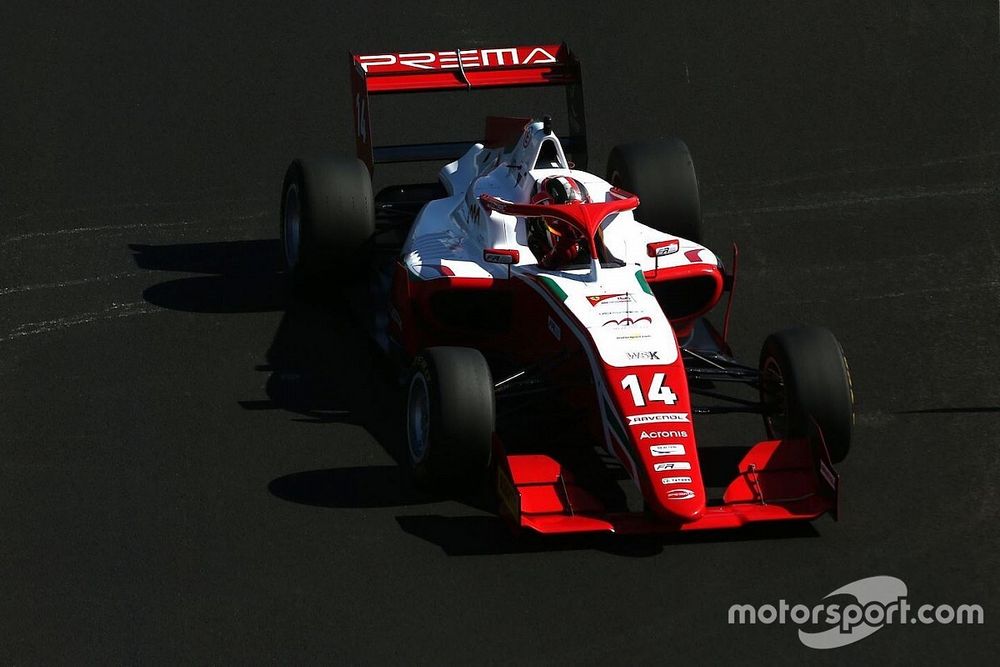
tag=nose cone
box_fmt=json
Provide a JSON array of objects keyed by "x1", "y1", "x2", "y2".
[{"x1": 647, "y1": 486, "x2": 706, "y2": 523}]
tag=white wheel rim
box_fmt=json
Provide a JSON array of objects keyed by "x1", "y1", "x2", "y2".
[
  {"x1": 407, "y1": 373, "x2": 431, "y2": 464},
  {"x1": 283, "y1": 183, "x2": 301, "y2": 269}
]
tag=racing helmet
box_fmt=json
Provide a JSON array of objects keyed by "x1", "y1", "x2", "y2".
[
  {"x1": 537, "y1": 175, "x2": 590, "y2": 206},
  {"x1": 529, "y1": 176, "x2": 591, "y2": 267}
]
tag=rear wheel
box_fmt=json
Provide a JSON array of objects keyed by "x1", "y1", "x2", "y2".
[
  {"x1": 606, "y1": 138, "x2": 702, "y2": 242},
  {"x1": 280, "y1": 155, "x2": 374, "y2": 282},
  {"x1": 407, "y1": 347, "x2": 495, "y2": 491},
  {"x1": 759, "y1": 327, "x2": 855, "y2": 463}
]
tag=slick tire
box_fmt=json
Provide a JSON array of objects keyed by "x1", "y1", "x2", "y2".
[
  {"x1": 280, "y1": 155, "x2": 374, "y2": 283},
  {"x1": 606, "y1": 138, "x2": 702, "y2": 243},
  {"x1": 406, "y1": 347, "x2": 495, "y2": 492},
  {"x1": 759, "y1": 326, "x2": 855, "y2": 463}
]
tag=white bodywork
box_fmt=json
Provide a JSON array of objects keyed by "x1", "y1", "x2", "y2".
[
  {"x1": 400, "y1": 120, "x2": 720, "y2": 369},
  {"x1": 402, "y1": 120, "x2": 716, "y2": 281}
]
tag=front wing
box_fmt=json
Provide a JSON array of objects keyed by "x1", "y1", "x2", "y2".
[{"x1": 494, "y1": 423, "x2": 840, "y2": 535}]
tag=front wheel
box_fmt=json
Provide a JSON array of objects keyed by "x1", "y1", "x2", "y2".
[
  {"x1": 407, "y1": 347, "x2": 495, "y2": 491},
  {"x1": 759, "y1": 326, "x2": 855, "y2": 463}
]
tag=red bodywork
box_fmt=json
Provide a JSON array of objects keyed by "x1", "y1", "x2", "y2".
[{"x1": 389, "y1": 196, "x2": 840, "y2": 535}]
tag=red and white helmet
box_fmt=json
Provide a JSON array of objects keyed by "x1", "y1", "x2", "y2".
[
  {"x1": 528, "y1": 176, "x2": 590, "y2": 268},
  {"x1": 535, "y1": 175, "x2": 590, "y2": 205}
]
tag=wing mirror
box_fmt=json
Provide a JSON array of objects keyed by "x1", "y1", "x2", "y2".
[
  {"x1": 484, "y1": 248, "x2": 520, "y2": 264},
  {"x1": 646, "y1": 240, "x2": 679, "y2": 257},
  {"x1": 484, "y1": 248, "x2": 520, "y2": 278}
]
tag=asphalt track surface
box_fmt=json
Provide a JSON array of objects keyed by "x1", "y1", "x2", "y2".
[{"x1": 2, "y1": 2, "x2": 999, "y2": 663}]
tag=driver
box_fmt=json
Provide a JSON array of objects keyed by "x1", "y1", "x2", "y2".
[{"x1": 527, "y1": 175, "x2": 591, "y2": 268}]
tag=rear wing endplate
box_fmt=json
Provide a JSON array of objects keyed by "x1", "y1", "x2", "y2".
[{"x1": 349, "y1": 43, "x2": 588, "y2": 173}]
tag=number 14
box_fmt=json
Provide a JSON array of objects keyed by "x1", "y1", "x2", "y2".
[{"x1": 621, "y1": 373, "x2": 678, "y2": 407}]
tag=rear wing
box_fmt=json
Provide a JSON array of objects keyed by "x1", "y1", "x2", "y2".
[{"x1": 349, "y1": 43, "x2": 588, "y2": 173}]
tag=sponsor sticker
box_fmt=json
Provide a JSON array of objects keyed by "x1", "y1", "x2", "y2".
[
  {"x1": 650, "y1": 444, "x2": 686, "y2": 456},
  {"x1": 647, "y1": 239, "x2": 680, "y2": 257},
  {"x1": 654, "y1": 461, "x2": 691, "y2": 471},
  {"x1": 597, "y1": 308, "x2": 644, "y2": 316},
  {"x1": 666, "y1": 488, "x2": 696, "y2": 501},
  {"x1": 357, "y1": 46, "x2": 558, "y2": 72},
  {"x1": 627, "y1": 413, "x2": 690, "y2": 425},
  {"x1": 602, "y1": 316, "x2": 652, "y2": 327},
  {"x1": 640, "y1": 430, "x2": 688, "y2": 440},
  {"x1": 661, "y1": 476, "x2": 693, "y2": 485},
  {"x1": 587, "y1": 293, "x2": 634, "y2": 307},
  {"x1": 484, "y1": 251, "x2": 514, "y2": 263},
  {"x1": 625, "y1": 350, "x2": 661, "y2": 361}
]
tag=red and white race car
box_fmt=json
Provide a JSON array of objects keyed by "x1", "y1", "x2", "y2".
[{"x1": 280, "y1": 44, "x2": 854, "y2": 535}]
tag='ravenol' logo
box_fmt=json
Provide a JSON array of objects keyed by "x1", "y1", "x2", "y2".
[{"x1": 728, "y1": 576, "x2": 984, "y2": 649}]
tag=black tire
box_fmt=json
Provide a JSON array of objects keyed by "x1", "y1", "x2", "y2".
[
  {"x1": 759, "y1": 327, "x2": 855, "y2": 463},
  {"x1": 406, "y1": 347, "x2": 495, "y2": 491},
  {"x1": 280, "y1": 155, "x2": 374, "y2": 281},
  {"x1": 606, "y1": 138, "x2": 702, "y2": 243}
]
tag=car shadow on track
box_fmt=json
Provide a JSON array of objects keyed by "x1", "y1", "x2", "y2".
[
  {"x1": 131, "y1": 237, "x2": 489, "y2": 516},
  {"x1": 269, "y1": 465, "x2": 416, "y2": 509},
  {"x1": 132, "y1": 238, "x2": 398, "y2": 433},
  {"x1": 395, "y1": 515, "x2": 820, "y2": 557},
  {"x1": 132, "y1": 236, "x2": 410, "y2": 433},
  {"x1": 131, "y1": 239, "x2": 286, "y2": 313}
]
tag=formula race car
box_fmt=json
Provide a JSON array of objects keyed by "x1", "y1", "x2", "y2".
[{"x1": 279, "y1": 44, "x2": 854, "y2": 534}]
